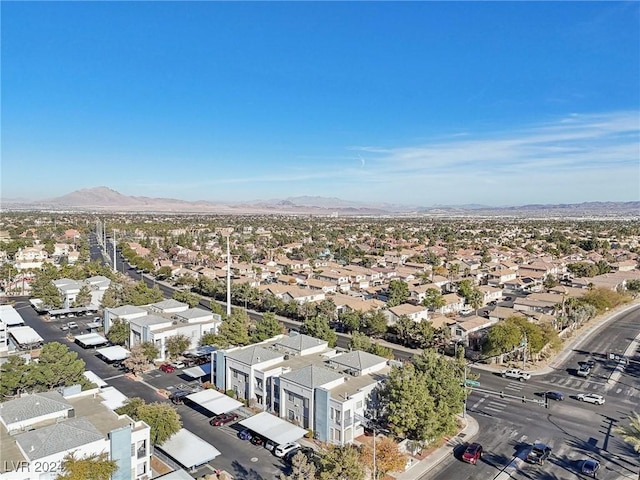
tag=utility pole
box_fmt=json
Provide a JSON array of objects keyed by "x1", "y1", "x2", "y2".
[
  {"x1": 226, "y1": 234, "x2": 231, "y2": 318},
  {"x1": 112, "y1": 230, "x2": 117, "y2": 273},
  {"x1": 373, "y1": 425, "x2": 376, "y2": 480},
  {"x1": 522, "y1": 330, "x2": 528, "y2": 370}
]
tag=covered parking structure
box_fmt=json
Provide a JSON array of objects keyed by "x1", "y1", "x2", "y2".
[
  {"x1": 185, "y1": 389, "x2": 243, "y2": 415},
  {"x1": 96, "y1": 345, "x2": 130, "y2": 363},
  {"x1": 8, "y1": 326, "x2": 44, "y2": 350},
  {"x1": 238, "y1": 412, "x2": 307, "y2": 445},
  {"x1": 157, "y1": 428, "x2": 221, "y2": 471},
  {"x1": 182, "y1": 363, "x2": 212, "y2": 379},
  {"x1": 48, "y1": 306, "x2": 98, "y2": 319},
  {"x1": 75, "y1": 332, "x2": 109, "y2": 349}
]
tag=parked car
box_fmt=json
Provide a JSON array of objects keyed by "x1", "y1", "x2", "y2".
[
  {"x1": 525, "y1": 443, "x2": 552, "y2": 465},
  {"x1": 170, "y1": 360, "x2": 186, "y2": 369},
  {"x1": 545, "y1": 391, "x2": 565, "y2": 401},
  {"x1": 581, "y1": 459, "x2": 600, "y2": 477},
  {"x1": 274, "y1": 442, "x2": 301, "y2": 458},
  {"x1": 210, "y1": 412, "x2": 239, "y2": 426},
  {"x1": 159, "y1": 363, "x2": 175, "y2": 373},
  {"x1": 67, "y1": 321, "x2": 79, "y2": 329},
  {"x1": 250, "y1": 435, "x2": 265, "y2": 446},
  {"x1": 461, "y1": 443, "x2": 483, "y2": 465},
  {"x1": 169, "y1": 390, "x2": 191, "y2": 405},
  {"x1": 577, "y1": 393, "x2": 605, "y2": 405},
  {"x1": 238, "y1": 429, "x2": 253, "y2": 441}
]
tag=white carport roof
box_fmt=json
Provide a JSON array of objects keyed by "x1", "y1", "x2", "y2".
[
  {"x1": 8, "y1": 326, "x2": 43, "y2": 345},
  {"x1": 96, "y1": 345, "x2": 130, "y2": 361},
  {"x1": 158, "y1": 428, "x2": 221, "y2": 469},
  {"x1": 186, "y1": 389, "x2": 243, "y2": 415},
  {"x1": 75, "y1": 332, "x2": 109, "y2": 346},
  {"x1": 182, "y1": 363, "x2": 212, "y2": 378},
  {"x1": 83, "y1": 371, "x2": 108, "y2": 388},
  {"x1": 239, "y1": 412, "x2": 307, "y2": 445}
]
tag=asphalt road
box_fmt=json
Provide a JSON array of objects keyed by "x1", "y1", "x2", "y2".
[{"x1": 424, "y1": 305, "x2": 640, "y2": 480}]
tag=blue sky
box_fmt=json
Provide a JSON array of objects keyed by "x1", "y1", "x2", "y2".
[{"x1": 2, "y1": 1, "x2": 639, "y2": 207}]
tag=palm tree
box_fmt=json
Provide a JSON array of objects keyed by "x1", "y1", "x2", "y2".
[{"x1": 614, "y1": 412, "x2": 640, "y2": 453}]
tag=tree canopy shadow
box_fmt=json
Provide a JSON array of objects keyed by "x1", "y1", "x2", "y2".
[{"x1": 231, "y1": 459, "x2": 265, "y2": 480}]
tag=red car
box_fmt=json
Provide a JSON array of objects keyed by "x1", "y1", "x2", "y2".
[
  {"x1": 462, "y1": 443, "x2": 483, "y2": 465},
  {"x1": 159, "y1": 363, "x2": 175, "y2": 373},
  {"x1": 209, "y1": 412, "x2": 239, "y2": 426}
]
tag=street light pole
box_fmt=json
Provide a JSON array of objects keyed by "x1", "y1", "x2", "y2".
[{"x1": 522, "y1": 330, "x2": 528, "y2": 370}]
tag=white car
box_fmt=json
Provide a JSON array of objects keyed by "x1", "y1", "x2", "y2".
[
  {"x1": 274, "y1": 442, "x2": 300, "y2": 458},
  {"x1": 170, "y1": 361, "x2": 186, "y2": 369},
  {"x1": 577, "y1": 393, "x2": 605, "y2": 405},
  {"x1": 501, "y1": 368, "x2": 531, "y2": 382}
]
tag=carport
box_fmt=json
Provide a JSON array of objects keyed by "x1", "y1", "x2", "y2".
[
  {"x1": 75, "y1": 333, "x2": 109, "y2": 348},
  {"x1": 238, "y1": 412, "x2": 307, "y2": 445},
  {"x1": 157, "y1": 428, "x2": 221, "y2": 471},
  {"x1": 8, "y1": 326, "x2": 44, "y2": 349},
  {"x1": 96, "y1": 345, "x2": 130, "y2": 362},
  {"x1": 85, "y1": 321, "x2": 102, "y2": 332},
  {"x1": 186, "y1": 389, "x2": 243, "y2": 415},
  {"x1": 182, "y1": 363, "x2": 212, "y2": 379}
]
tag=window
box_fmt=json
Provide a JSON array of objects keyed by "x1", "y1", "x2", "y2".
[
  {"x1": 233, "y1": 370, "x2": 238, "y2": 379},
  {"x1": 288, "y1": 392, "x2": 294, "y2": 402},
  {"x1": 288, "y1": 409, "x2": 295, "y2": 421},
  {"x1": 256, "y1": 395, "x2": 263, "y2": 405},
  {"x1": 356, "y1": 400, "x2": 363, "y2": 409}
]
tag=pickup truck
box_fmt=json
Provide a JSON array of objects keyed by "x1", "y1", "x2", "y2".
[{"x1": 500, "y1": 368, "x2": 531, "y2": 382}]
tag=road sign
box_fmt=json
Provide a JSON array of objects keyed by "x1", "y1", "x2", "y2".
[{"x1": 465, "y1": 379, "x2": 480, "y2": 387}]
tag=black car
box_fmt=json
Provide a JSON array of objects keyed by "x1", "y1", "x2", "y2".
[
  {"x1": 525, "y1": 443, "x2": 552, "y2": 465},
  {"x1": 545, "y1": 391, "x2": 565, "y2": 401},
  {"x1": 169, "y1": 390, "x2": 191, "y2": 405}
]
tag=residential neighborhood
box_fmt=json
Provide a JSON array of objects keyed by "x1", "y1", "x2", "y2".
[{"x1": 0, "y1": 211, "x2": 639, "y2": 480}]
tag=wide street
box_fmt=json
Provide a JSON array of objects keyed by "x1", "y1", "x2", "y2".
[{"x1": 424, "y1": 304, "x2": 640, "y2": 480}]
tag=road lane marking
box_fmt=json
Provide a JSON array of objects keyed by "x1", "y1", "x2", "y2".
[
  {"x1": 483, "y1": 406, "x2": 504, "y2": 412},
  {"x1": 471, "y1": 398, "x2": 486, "y2": 409}
]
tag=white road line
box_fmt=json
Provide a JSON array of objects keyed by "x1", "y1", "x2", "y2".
[
  {"x1": 471, "y1": 398, "x2": 486, "y2": 409},
  {"x1": 483, "y1": 406, "x2": 504, "y2": 412}
]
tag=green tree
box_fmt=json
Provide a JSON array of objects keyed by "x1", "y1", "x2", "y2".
[
  {"x1": 412, "y1": 349, "x2": 466, "y2": 438},
  {"x1": 165, "y1": 334, "x2": 191, "y2": 359},
  {"x1": 394, "y1": 316, "x2": 416, "y2": 346},
  {"x1": 422, "y1": 288, "x2": 446, "y2": 310},
  {"x1": 614, "y1": 412, "x2": 640, "y2": 453},
  {"x1": 115, "y1": 397, "x2": 146, "y2": 418},
  {"x1": 387, "y1": 279, "x2": 409, "y2": 307},
  {"x1": 55, "y1": 452, "x2": 118, "y2": 480},
  {"x1": 318, "y1": 444, "x2": 365, "y2": 480},
  {"x1": 74, "y1": 285, "x2": 92, "y2": 307},
  {"x1": 251, "y1": 312, "x2": 283, "y2": 342},
  {"x1": 363, "y1": 310, "x2": 388, "y2": 337},
  {"x1": 377, "y1": 362, "x2": 437, "y2": 441},
  {"x1": 543, "y1": 274, "x2": 558, "y2": 289},
  {"x1": 172, "y1": 290, "x2": 201, "y2": 308},
  {"x1": 156, "y1": 266, "x2": 173, "y2": 280},
  {"x1": 107, "y1": 318, "x2": 130, "y2": 346},
  {"x1": 31, "y1": 342, "x2": 88, "y2": 391},
  {"x1": 338, "y1": 310, "x2": 362, "y2": 333},
  {"x1": 369, "y1": 343, "x2": 394, "y2": 359},
  {"x1": 0, "y1": 355, "x2": 30, "y2": 398},
  {"x1": 279, "y1": 451, "x2": 317, "y2": 480},
  {"x1": 140, "y1": 341, "x2": 159, "y2": 362},
  {"x1": 349, "y1": 332, "x2": 372, "y2": 352},
  {"x1": 482, "y1": 319, "x2": 523, "y2": 357},
  {"x1": 626, "y1": 279, "x2": 640, "y2": 293},
  {"x1": 117, "y1": 399, "x2": 182, "y2": 446},
  {"x1": 217, "y1": 309, "x2": 251, "y2": 346},
  {"x1": 303, "y1": 315, "x2": 337, "y2": 347}
]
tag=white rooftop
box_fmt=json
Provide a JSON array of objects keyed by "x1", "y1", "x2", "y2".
[
  {"x1": 96, "y1": 345, "x2": 130, "y2": 361},
  {"x1": 75, "y1": 332, "x2": 109, "y2": 346},
  {"x1": 239, "y1": 412, "x2": 307, "y2": 445},
  {"x1": 8, "y1": 326, "x2": 43, "y2": 345},
  {"x1": 186, "y1": 389, "x2": 242, "y2": 415},
  {"x1": 158, "y1": 428, "x2": 221, "y2": 469}
]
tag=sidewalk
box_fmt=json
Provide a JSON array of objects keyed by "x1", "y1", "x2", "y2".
[{"x1": 390, "y1": 414, "x2": 479, "y2": 480}]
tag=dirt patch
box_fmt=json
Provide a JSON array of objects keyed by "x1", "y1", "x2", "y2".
[{"x1": 150, "y1": 455, "x2": 172, "y2": 475}]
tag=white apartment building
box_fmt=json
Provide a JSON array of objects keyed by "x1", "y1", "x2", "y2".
[
  {"x1": 0, "y1": 390, "x2": 151, "y2": 480},
  {"x1": 218, "y1": 333, "x2": 390, "y2": 445}
]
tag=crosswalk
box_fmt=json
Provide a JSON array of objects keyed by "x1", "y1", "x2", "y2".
[{"x1": 544, "y1": 373, "x2": 639, "y2": 403}]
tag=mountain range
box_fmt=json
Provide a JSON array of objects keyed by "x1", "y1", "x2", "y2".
[{"x1": 1, "y1": 186, "x2": 638, "y2": 218}]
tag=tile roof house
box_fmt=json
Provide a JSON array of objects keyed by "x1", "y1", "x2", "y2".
[{"x1": 385, "y1": 303, "x2": 430, "y2": 325}]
